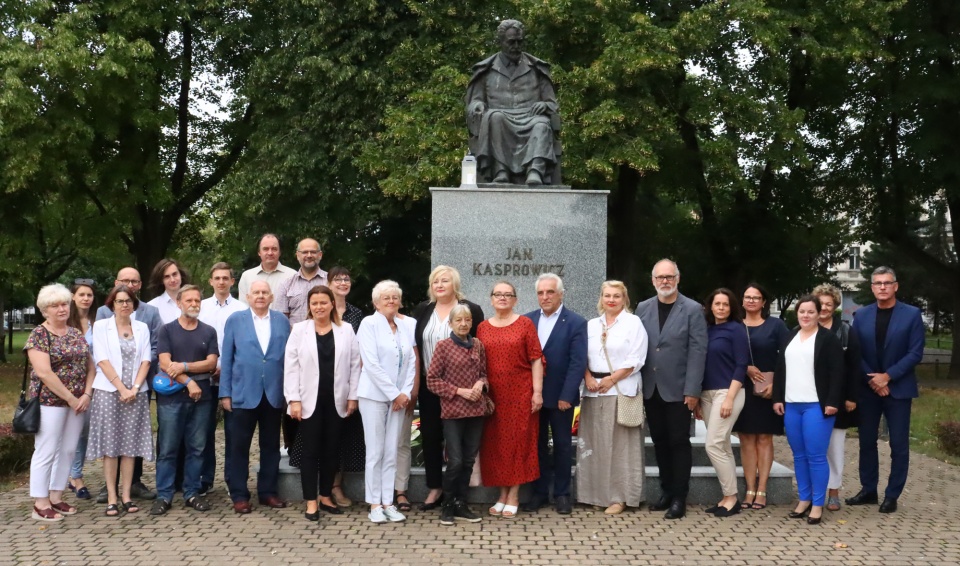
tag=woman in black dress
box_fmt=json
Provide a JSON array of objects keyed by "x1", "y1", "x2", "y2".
[
  {"x1": 733, "y1": 283, "x2": 788, "y2": 510},
  {"x1": 812, "y1": 284, "x2": 860, "y2": 512}
]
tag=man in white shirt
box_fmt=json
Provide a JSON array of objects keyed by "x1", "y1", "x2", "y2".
[
  {"x1": 237, "y1": 234, "x2": 297, "y2": 305},
  {"x1": 197, "y1": 262, "x2": 247, "y2": 495},
  {"x1": 147, "y1": 259, "x2": 189, "y2": 324}
]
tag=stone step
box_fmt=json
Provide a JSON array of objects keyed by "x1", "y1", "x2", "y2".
[{"x1": 272, "y1": 457, "x2": 793, "y2": 506}]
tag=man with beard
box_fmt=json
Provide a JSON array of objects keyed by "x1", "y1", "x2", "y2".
[
  {"x1": 636, "y1": 259, "x2": 708, "y2": 519},
  {"x1": 150, "y1": 285, "x2": 220, "y2": 515}
]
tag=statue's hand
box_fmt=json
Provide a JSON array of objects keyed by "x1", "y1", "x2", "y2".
[
  {"x1": 469, "y1": 101, "x2": 485, "y2": 116},
  {"x1": 531, "y1": 102, "x2": 548, "y2": 115}
]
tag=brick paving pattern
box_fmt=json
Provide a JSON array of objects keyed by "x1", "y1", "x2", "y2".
[{"x1": 1, "y1": 435, "x2": 958, "y2": 565}]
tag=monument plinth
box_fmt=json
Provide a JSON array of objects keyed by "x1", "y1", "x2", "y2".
[{"x1": 430, "y1": 186, "x2": 608, "y2": 317}]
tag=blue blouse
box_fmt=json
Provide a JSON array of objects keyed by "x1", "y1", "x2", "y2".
[{"x1": 702, "y1": 321, "x2": 750, "y2": 391}]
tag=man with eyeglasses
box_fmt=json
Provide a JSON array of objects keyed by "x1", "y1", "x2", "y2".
[
  {"x1": 273, "y1": 238, "x2": 328, "y2": 327},
  {"x1": 95, "y1": 267, "x2": 163, "y2": 502},
  {"x1": 635, "y1": 259, "x2": 708, "y2": 519},
  {"x1": 238, "y1": 233, "x2": 297, "y2": 306},
  {"x1": 846, "y1": 266, "x2": 924, "y2": 514},
  {"x1": 272, "y1": 238, "x2": 328, "y2": 449}
]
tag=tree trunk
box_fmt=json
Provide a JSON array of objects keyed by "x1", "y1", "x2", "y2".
[
  {"x1": 0, "y1": 296, "x2": 6, "y2": 362},
  {"x1": 608, "y1": 164, "x2": 640, "y2": 287},
  {"x1": 951, "y1": 295, "x2": 960, "y2": 380}
]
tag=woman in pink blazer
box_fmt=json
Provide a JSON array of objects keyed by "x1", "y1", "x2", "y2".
[{"x1": 284, "y1": 286, "x2": 361, "y2": 522}]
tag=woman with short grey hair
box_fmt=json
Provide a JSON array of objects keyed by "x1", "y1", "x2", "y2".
[
  {"x1": 357, "y1": 280, "x2": 416, "y2": 523},
  {"x1": 25, "y1": 284, "x2": 96, "y2": 521}
]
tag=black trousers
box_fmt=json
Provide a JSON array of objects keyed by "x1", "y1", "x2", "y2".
[
  {"x1": 417, "y1": 384, "x2": 445, "y2": 489},
  {"x1": 534, "y1": 406, "x2": 575, "y2": 498},
  {"x1": 441, "y1": 417, "x2": 484, "y2": 500},
  {"x1": 299, "y1": 393, "x2": 344, "y2": 500},
  {"x1": 644, "y1": 387, "x2": 693, "y2": 501},
  {"x1": 227, "y1": 394, "x2": 283, "y2": 502}
]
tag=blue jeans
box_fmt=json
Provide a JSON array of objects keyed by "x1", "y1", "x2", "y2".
[
  {"x1": 156, "y1": 399, "x2": 214, "y2": 502},
  {"x1": 69, "y1": 410, "x2": 91, "y2": 480},
  {"x1": 785, "y1": 402, "x2": 835, "y2": 506}
]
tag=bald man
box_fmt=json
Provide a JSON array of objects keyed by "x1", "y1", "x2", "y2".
[{"x1": 272, "y1": 238, "x2": 328, "y2": 327}]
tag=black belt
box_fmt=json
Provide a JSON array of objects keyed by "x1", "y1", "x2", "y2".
[{"x1": 590, "y1": 371, "x2": 611, "y2": 380}]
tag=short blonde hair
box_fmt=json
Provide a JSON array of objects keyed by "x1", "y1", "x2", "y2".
[
  {"x1": 37, "y1": 283, "x2": 72, "y2": 312},
  {"x1": 371, "y1": 280, "x2": 403, "y2": 306},
  {"x1": 811, "y1": 283, "x2": 842, "y2": 309},
  {"x1": 596, "y1": 280, "x2": 632, "y2": 315},
  {"x1": 427, "y1": 265, "x2": 465, "y2": 302}
]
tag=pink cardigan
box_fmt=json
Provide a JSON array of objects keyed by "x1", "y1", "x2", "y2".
[{"x1": 283, "y1": 319, "x2": 361, "y2": 419}]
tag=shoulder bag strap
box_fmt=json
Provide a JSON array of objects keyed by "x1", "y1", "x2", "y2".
[
  {"x1": 601, "y1": 321, "x2": 625, "y2": 396},
  {"x1": 744, "y1": 322, "x2": 756, "y2": 367}
]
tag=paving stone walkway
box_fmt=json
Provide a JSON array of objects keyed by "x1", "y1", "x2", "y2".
[{"x1": 1, "y1": 435, "x2": 958, "y2": 565}]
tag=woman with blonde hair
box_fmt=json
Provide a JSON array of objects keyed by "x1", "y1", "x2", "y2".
[
  {"x1": 577, "y1": 280, "x2": 647, "y2": 514},
  {"x1": 408, "y1": 266, "x2": 485, "y2": 511}
]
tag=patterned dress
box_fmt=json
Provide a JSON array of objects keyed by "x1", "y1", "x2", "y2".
[
  {"x1": 477, "y1": 317, "x2": 543, "y2": 487},
  {"x1": 23, "y1": 326, "x2": 89, "y2": 406},
  {"x1": 87, "y1": 337, "x2": 155, "y2": 460}
]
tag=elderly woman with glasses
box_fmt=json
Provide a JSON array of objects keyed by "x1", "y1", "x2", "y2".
[
  {"x1": 25, "y1": 284, "x2": 96, "y2": 522},
  {"x1": 477, "y1": 280, "x2": 543, "y2": 519}
]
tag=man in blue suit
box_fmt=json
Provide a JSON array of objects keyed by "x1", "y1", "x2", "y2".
[
  {"x1": 521, "y1": 273, "x2": 587, "y2": 514},
  {"x1": 95, "y1": 266, "x2": 163, "y2": 502},
  {"x1": 847, "y1": 266, "x2": 924, "y2": 514},
  {"x1": 219, "y1": 281, "x2": 292, "y2": 514}
]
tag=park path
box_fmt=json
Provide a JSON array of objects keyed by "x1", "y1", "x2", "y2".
[{"x1": 0, "y1": 435, "x2": 957, "y2": 565}]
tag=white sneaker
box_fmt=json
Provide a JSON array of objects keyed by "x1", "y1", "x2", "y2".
[
  {"x1": 383, "y1": 505, "x2": 406, "y2": 522},
  {"x1": 368, "y1": 506, "x2": 387, "y2": 523}
]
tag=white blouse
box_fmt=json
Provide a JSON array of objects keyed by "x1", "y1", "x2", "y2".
[
  {"x1": 585, "y1": 310, "x2": 648, "y2": 397},
  {"x1": 784, "y1": 331, "x2": 819, "y2": 403}
]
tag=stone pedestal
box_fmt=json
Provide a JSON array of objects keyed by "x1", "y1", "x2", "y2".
[{"x1": 429, "y1": 186, "x2": 609, "y2": 316}]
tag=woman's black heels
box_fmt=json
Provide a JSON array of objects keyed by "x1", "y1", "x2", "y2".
[{"x1": 788, "y1": 505, "x2": 811, "y2": 519}]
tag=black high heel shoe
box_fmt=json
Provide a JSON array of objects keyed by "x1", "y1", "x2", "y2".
[
  {"x1": 788, "y1": 505, "x2": 811, "y2": 519},
  {"x1": 806, "y1": 514, "x2": 822, "y2": 525}
]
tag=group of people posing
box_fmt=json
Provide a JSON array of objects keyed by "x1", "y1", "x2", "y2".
[{"x1": 23, "y1": 236, "x2": 923, "y2": 527}]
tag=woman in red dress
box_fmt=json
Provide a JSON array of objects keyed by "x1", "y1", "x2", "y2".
[{"x1": 477, "y1": 281, "x2": 544, "y2": 519}]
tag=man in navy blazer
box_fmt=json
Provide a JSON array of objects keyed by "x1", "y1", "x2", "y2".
[
  {"x1": 219, "y1": 281, "x2": 292, "y2": 513},
  {"x1": 521, "y1": 274, "x2": 587, "y2": 514},
  {"x1": 95, "y1": 266, "x2": 163, "y2": 502},
  {"x1": 847, "y1": 266, "x2": 924, "y2": 514}
]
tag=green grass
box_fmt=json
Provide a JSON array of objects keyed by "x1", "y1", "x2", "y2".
[
  {"x1": 925, "y1": 333, "x2": 954, "y2": 351},
  {"x1": 911, "y1": 386, "x2": 960, "y2": 466}
]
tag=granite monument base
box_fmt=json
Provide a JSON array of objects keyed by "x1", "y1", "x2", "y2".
[{"x1": 429, "y1": 186, "x2": 608, "y2": 317}]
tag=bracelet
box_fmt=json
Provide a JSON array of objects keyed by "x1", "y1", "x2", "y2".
[
  {"x1": 81, "y1": 392, "x2": 91, "y2": 399},
  {"x1": 184, "y1": 378, "x2": 193, "y2": 385},
  {"x1": 183, "y1": 362, "x2": 189, "y2": 373}
]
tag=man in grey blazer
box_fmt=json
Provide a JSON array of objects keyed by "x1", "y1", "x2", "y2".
[
  {"x1": 636, "y1": 259, "x2": 707, "y2": 519},
  {"x1": 95, "y1": 266, "x2": 163, "y2": 501}
]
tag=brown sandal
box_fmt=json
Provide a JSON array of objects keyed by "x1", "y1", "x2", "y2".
[
  {"x1": 32, "y1": 506, "x2": 64, "y2": 522},
  {"x1": 50, "y1": 501, "x2": 78, "y2": 515}
]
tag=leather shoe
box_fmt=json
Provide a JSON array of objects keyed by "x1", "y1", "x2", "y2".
[
  {"x1": 233, "y1": 501, "x2": 252, "y2": 514},
  {"x1": 845, "y1": 489, "x2": 879, "y2": 506},
  {"x1": 521, "y1": 494, "x2": 547, "y2": 513},
  {"x1": 664, "y1": 499, "x2": 686, "y2": 520},
  {"x1": 649, "y1": 494, "x2": 671, "y2": 512},
  {"x1": 555, "y1": 495, "x2": 572, "y2": 515},
  {"x1": 319, "y1": 502, "x2": 343, "y2": 515},
  {"x1": 259, "y1": 496, "x2": 287, "y2": 509},
  {"x1": 879, "y1": 497, "x2": 898, "y2": 513}
]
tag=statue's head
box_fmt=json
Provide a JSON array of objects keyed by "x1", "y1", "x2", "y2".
[{"x1": 497, "y1": 19, "x2": 525, "y2": 63}]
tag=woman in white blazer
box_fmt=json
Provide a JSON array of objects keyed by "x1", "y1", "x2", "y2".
[
  {"x1": 86, "y1": 286, "x2": 154, "y2": 516},
  {"x1": 284, "y1": 285, "x2": 361, "y2": 522},
  {"x1": 356, "y1": 280, "x2": 416, "y2": 524}
]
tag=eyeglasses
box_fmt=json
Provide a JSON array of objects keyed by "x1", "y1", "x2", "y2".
[
  {"x1": 743, "y1": 296, "x2": 763, "y2": 302},
  {"x1": 491, "y1": 293, "x2": 516, "y2": 299},
  {"x1": 332, "y1": 277, "x2": 351, "y2": 283},
  {"x1": 117, "y1": 279, "x2": 141, "y2": 286},
  {"x1": 74, "y1": 278, "x2": 95, "y2": 287},
  {"x1": 654, "y1": 275, "x2": 677, "y2": 282},
  {"x1": 114, "y1": 299, "x2": 134, "y2": 306},
  {"x1": 871, "y1": 281, "x2": 896, "y2": 287}
]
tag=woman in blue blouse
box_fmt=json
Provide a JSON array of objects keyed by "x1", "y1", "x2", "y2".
[{"x1": 699, "y1": 288, "x2": 749, "y2": 517}]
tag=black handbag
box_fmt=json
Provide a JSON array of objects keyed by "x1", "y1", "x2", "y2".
[{"x1": 13, "y1": 352, "x2": 41, "y2": 434}]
